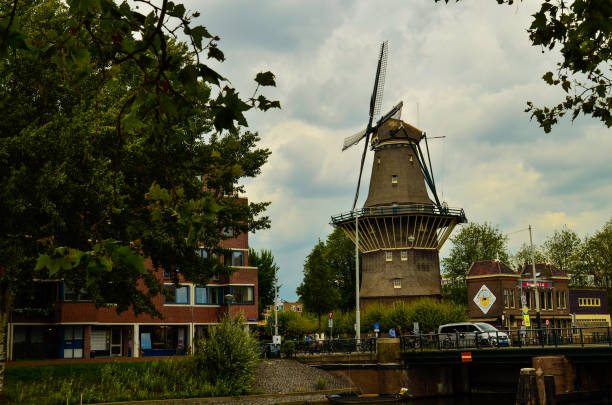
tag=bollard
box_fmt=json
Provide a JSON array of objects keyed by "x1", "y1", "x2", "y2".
[{"x1": 516, "y1": 368, "x2": 539, "y2": 405}]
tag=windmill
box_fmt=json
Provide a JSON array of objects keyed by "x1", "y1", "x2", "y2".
[{"x1": 332, "y1": 41, "x2": 467, "y2": 313}]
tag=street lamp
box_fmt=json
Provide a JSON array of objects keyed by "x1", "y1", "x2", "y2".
[
  {"x1": 355, "y1": 209, "x2": 360, "y2": 342},
  {"x1": 224, "y1": 293, "x2": 234, "y2": 317}
]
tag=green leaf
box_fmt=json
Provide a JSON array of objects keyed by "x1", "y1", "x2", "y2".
[
  {"x1": 199, "y1": 64, "x2": 224, "y2": 85},
  {"x1": 169, "y1": 3, "x2": 185, "y2": 18},
  {"x1": 190, "y1": 26, "x2": 212, "y2": 50},
  {"x1": 255, "y1": 71, "x2": 277, "y2": 87}
]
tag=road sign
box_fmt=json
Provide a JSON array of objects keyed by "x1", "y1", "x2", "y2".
[
  {"x1": 461, "y1": 352, "x2": 472, "y2": 362},
  {"x1": 329, "y1": 311, "x2": 334, "y2": 319},
  {"x1": 473, "y1": 284, "x2": 496, "y2": 314},
  {"x1": 523, "y1": 314, "x2": 531, "y2": 327}
]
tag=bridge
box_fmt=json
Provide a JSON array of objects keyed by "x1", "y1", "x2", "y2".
[{"x1": 293, "y1": 328, "x2": 612, "y2": 399}]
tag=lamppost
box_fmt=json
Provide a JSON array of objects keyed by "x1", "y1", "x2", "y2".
[
  {"x1": 355, "y1": 209, "x2": 360, "y2": 342},
  {"x1": 224, "y1": 293, "x2": 234, "y2": 317},
  {"x1": 529, "y1": 225, "x2": 542, "y2": 336}
]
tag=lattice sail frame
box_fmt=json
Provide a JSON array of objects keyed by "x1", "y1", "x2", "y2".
[{"x1": 331, "y1": 204, "x2": 466, "y2": 253}]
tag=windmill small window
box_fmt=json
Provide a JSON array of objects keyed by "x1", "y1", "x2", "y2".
[
  {"x1": 393, "y1": 278, "x2": 402, "y2": 289},
  {"x1": 385, "y1": 251, "x2": 393, "y2": 261},
  {"x1": 391, "y1": 174, "x2": 398, "y2": 185},
  {"x1": 401, "y1": 250, "x2": 408, "y2": 261}
]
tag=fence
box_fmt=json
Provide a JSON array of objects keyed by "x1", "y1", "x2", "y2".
[
  {"x1": 400, "y1": 326, "x2": 612, "y2": 352},
  {"x1": 292, "y1": 338, "x2": 376, "y2": 355}
]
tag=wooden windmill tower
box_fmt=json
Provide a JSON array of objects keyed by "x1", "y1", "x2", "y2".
[{"x1": 331, "y1": 42, "x2": 467, "y2": 310}]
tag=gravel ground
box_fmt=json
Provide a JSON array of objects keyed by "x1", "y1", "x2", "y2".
[{"x1": 252, "y1": 359, "x2": 354, "y2": 394}]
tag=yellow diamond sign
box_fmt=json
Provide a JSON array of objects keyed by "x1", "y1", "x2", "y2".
[{"x1": 473, "y1": 284, "x2": 496, "y2": 314}]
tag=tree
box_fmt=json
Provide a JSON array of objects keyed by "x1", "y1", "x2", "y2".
[
  {"x1": 439, "y1": 0, "x2": 612, "y2": 133},
  {"x1": 441, "y1": 222, "x2": 510, "y2": 305},
  {"x1": 296, "y1": 241, "x2": 340, "y2": 329},
  {"x1": 0, "y1": 0, "x2": 278, "y2": 393},
  {"x1": 324, "y1": 228, "x2": 360, "y2": 312},
  {"x1": 542, "y1": 226, "x2": 582, "y2": 272},
  {"x1": 512, "y1": 242, "x2": 548, "y2": 270},
  {"x1": 572, "y1": 218, "x2": 612, "y2": 291},
  {"x1": 248, "y1": 248, "x2": 278, "y2": 317}
]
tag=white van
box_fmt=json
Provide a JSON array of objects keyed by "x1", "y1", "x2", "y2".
[{"x1": 438, "y1": 322, "x2": 510, "y2": 348}]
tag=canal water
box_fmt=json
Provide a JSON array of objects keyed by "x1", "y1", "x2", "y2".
[{"x1": 386, "y1": 394, "x2": 515, "y2": 404}]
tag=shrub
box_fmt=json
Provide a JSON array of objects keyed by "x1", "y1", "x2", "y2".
[
  {"x1": 315, "y1": 376, "x2": 327, "y2": 390},
  {"x1": 195, "y1": 314, "x2": 259, "y2": 395},
  {"x1": 281, "y1": 340, "x2": 296, "y2": 358}
]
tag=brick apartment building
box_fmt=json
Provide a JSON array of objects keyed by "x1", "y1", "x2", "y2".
[
  {"x1": 9, "y1": 216, "x2": 258, "y2": 360},
  {"x1": 467, "y1": 261, "x2": 571, "y2": 331}
]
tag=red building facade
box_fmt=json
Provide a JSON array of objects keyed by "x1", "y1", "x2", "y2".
[{"x1": 9, "y1": 225, "x2": 258, "y2": 360}]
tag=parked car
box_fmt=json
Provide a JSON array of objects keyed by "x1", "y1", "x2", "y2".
[{"x1": 438, "y1": 322, "x2": 510, "y2": 348}]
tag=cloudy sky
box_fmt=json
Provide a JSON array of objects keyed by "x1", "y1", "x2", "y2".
[{"x1": 185, "y1": 1, "x2": 611, "y2": 301}]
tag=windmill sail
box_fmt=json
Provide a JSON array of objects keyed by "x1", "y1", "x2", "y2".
[
  {"x1": 352, "y1": 41, "x2": 389, "y2": 211},
  {"x1": 342, "y1": 129, "x2": 367, "y2": 151}
]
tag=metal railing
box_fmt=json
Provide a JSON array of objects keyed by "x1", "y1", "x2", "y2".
[
  {"x1": 331, "y1": 203, "x2": 466, "y2": 224},
  {"x1": 400, "y1": 326, "x2": 612, "y2": 352},
  {"x1": 292, "y1": 338, "x2": 376, "y2": 355}
]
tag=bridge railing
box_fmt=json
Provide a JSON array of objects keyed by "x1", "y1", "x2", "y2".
[
  {"x1": 400, "y1": 326, "x2": 612, "y2": 352},
  {"x1": 292, "y1": 338, "x2": 376, "y2": 355}
]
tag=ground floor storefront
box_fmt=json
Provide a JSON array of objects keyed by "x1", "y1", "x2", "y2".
[{"x1": 9, "y1": 322, "x2": 254, "y2": 360}]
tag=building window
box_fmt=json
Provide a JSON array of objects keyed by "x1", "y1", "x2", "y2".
[
  {"x1": 579, "y1": 297, "x2": 600, "y2": 307},
  {"x1": 510, "y1": 289, "x2": 516, "y2": 308},
  {"x1": 386, "y1": 251, "x2": 393, "y2": 262},
  {"x1": 391, "y1": 175, "x2": 398, "y2": 184},
  {"x1": 164, "y1": 284, "x2": 190, "y2": 305},
  {"x1": 401, "y1": 251, "x2": 408, "y2": 261},
  {"x1": 393, "y1": 278, "x2": 402, "y2": 289},
  {"x1": 63, "y1": 284, "x2": 91, "y2": 302},
  {"x1": 231, "y1": 286, "x2": 254, "y2": 304},
  {"x1": 195, "y1": 286, "x2": 227, "y2": 305},
  {"x1": 231, "y1": 251, "x2": 244, "y2": 266},
  {"x1": 198, "y1": 248, "x2": 209, "y2": 259},
  {"x1": 547, "y1": 291, "x2": 553, "y2": 310}
]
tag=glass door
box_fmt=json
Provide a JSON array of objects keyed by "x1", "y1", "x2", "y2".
[{"x1": 110, "y1": 327, "x2": 122, "y2": 356}]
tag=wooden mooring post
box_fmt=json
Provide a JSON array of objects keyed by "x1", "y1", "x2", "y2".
[{"x1": 516, "y1": 368, "x2": 539, "y2": 405}]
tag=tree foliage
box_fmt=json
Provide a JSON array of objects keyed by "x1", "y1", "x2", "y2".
[
  {"x1": 438, "y1": 0, "x2": 612, "y2": 132},
  {"x1": 324, "y1": 227, "x2": 359, "y2": 312},
  {"x1": 296, "y1": 240, "x2": 341, "y2": 329},
  {"x1": 441, "y1": 222, "x2": 509, "y2": 305},
  {"x1": 512, "y1": 242, "x2": 548, "y2": 270},
  {"x1": 572, "y1": 218, "x2": 612, "y2": 290},
  {"x1": 362, "y1": 300, "x2": 467, "y2": 335},
  {"x1": 0, "y1": 0, "x2": 278, "y2": 320},
  {"x1": 542, "y1": 226, "x2": 582, "y2": 272},
  {"x1": 248, "y1": 248, "x2": 278, "y2": 317}
]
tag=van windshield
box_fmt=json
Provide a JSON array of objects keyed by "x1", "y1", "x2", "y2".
[{"x1": 475, "y1": 323, "x2": 498, "y2": 332}]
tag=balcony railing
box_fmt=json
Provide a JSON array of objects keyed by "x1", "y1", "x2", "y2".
[{"x1": 331, "y1": 203, "x2": 466, "y2": 225}]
